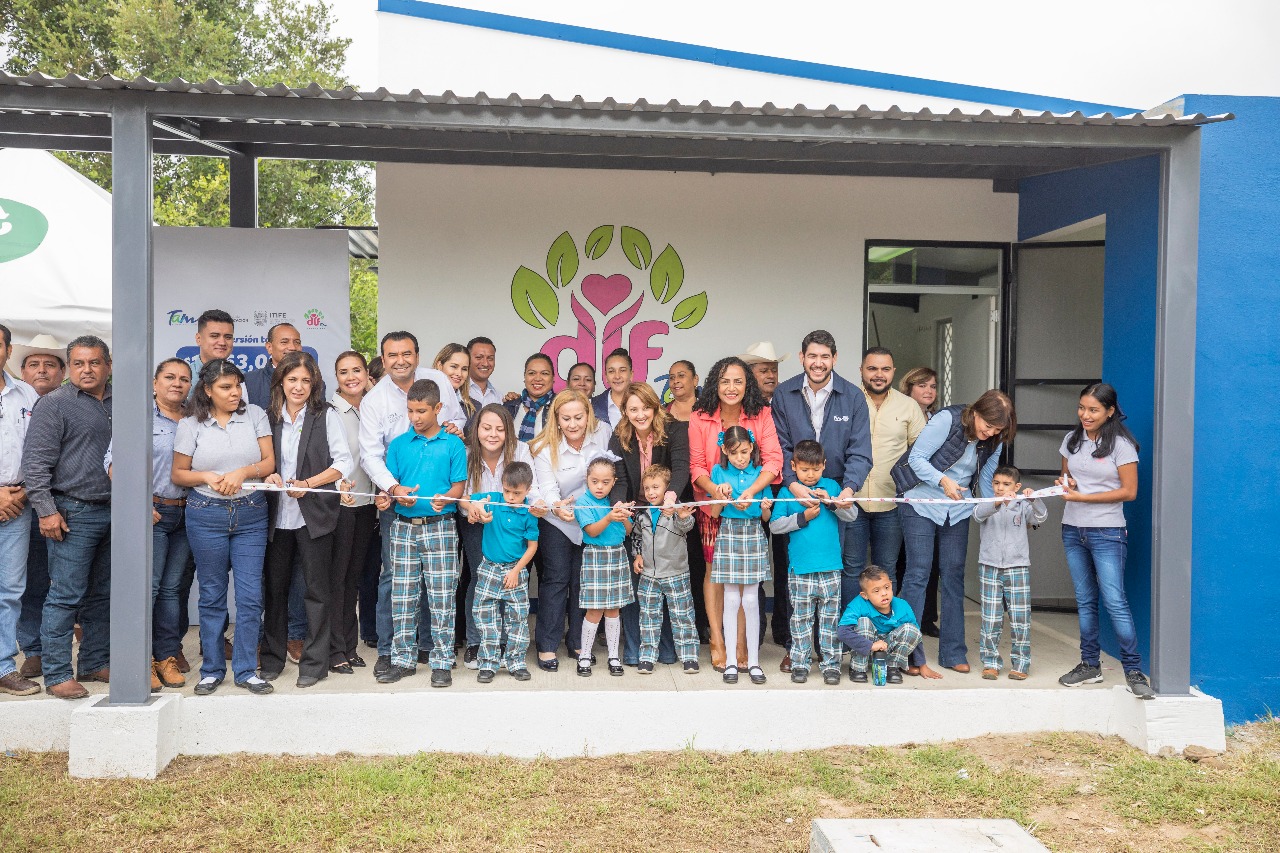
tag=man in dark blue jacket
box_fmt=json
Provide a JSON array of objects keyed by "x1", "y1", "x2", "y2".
[{"x1": 771, "y1": 328, "x2": 874, "y2": 564}]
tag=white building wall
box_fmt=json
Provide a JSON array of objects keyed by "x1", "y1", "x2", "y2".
[
  {"x1": 374, "y1": 1, "x2": 1280, "y2": 111},
  {"x1": 377, "y1": 164, "x2": 1016, "y2": 394}
]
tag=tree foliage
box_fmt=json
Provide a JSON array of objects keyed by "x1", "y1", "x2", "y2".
[{"x1": 1, "y1": 0, "x2": 378, "y2": 357}]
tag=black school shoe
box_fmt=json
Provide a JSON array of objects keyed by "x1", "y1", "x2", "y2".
[
  {"x1": 849, "y1": 665, "x2": 868, "y2": 683},
  {"x1": 682, "y1": 661, "x2": 700, "y2": 675},
  {"x1": 477, "y1": 669, "x2": 495, "y2": 684},
  {"x1": 577, "y1": 659, "x2": 592, "y2": 677},
  {"x1": 748, "y1": 666, "x2": 766, "y2": 685},
  {"x1": 823, "y1": 669, "x2": 841, "y2": 685},
  {"x1": 510, "y1": 668, "x2": 532, "y2": 682},
  {"x1": 791, "y1": 668, "x2": 809, "y2": 684},
  {"x1": 608, "y1": 658, "x2": 624, "y2": 677},
  {"x1": 464, "y1": 645, "x2": 480, "y2": 670},
  {"x1": 374, "y1": 655, "x2": 392, "y2": 677},
  {"x1": 235, "y1": 677, "x2": 273, "y2": 695},
  {"x1": 431, "y1": 669, "x2": 452, "y2": 688},
  {"x1": 376, "y1": 665, "x2": 415, "y2": 684},
  {"x1": 637, "y1": 662, "x2": 654, "y2": 674},
  {"x1": 887, "y1": 667, "x2": 903, "y2": 684}
]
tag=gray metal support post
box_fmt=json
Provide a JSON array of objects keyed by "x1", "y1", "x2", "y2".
[
  {"x1": 229, "y1": 149, "x2": 257, "y2": 228},
  {"x1": 108, "y1": 96, "x2": 156, "y2": 705},
  {"x1": 1149, "y1": 132, "x2": 1201, "y2": 696}
]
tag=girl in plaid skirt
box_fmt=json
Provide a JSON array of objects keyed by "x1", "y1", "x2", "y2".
[
  {"x1": 573, "y1": 458, "x2": 634, "y2": 676},
  {"x1": 707, "y1": 426, "x2": 774, "y2": 685}
]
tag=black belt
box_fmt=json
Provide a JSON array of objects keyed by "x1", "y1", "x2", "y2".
[
  {"x1": 399, "y1": 513, "x2": 453, "y2": 526},
  {"x1": 53, "y1": 491, "x2": 109, "y2": 505}
]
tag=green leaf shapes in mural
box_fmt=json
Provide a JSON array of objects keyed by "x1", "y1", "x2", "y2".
[
  {"x1": 620, "y1": 226, "x2": 652, "y2": 270},
  {"x1": 546, "y1": 231, "x2": 579, "y2": 288},
  {"x1": 671, "y1": 292, "x2": 708, "y2": 330},
  {"x1": 649, "y1": 244, "x2": 684, "y2": 304},
  {"x1": 512, "y1": 266, "x2": 560, "y2": 329},
  {"x1": 585, "y1": 225, "x2": 613, "y2": 260}
]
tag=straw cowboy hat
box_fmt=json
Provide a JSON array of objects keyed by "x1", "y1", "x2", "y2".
[
  {"x1": 738, "y1": 341, "x2": 789, "y2": 365},
  {"x1": 6, "y1": 333, "x2": 65, "y2": 378}
]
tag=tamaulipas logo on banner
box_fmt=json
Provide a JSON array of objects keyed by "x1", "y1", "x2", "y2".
[
  {"x1": 510, "y1": 225, "x2": 709, "y2": 393},
  {"x1": 0, "y1": 199, "x2": 49, "y2": 263}
]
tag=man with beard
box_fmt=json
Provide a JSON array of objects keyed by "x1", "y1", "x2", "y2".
[
  {"x1": 771, "y1": 331, "x2": 873, "y2": 654},
  {"x1": 848, "y1": 348, "x2": 925, "y2": 612}
]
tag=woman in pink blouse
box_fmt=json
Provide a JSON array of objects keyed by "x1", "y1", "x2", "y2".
[{"x1": 688, "y1": 356, "x2": 782, "y2": 670}]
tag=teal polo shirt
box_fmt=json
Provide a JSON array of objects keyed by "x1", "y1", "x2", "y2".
[
  {"x1": 771, "y1": 476, "x2": 843, "y2": 575},
  {"x1": 385, "y1": 427, "x2": 467, "y2": 518},
  {"x1": 575, "y1": 491, "x2": 626, "y2": 546},
  {"x1": 470, "y1": 491, "x2": 540, "y2": 563},
  {"x1": 839, "y1": 595, "x2": 919, "y2": 633}
]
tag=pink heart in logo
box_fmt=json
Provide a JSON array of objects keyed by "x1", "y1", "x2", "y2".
[{"x1": 580, "y1": 273, "x2": 633, "y2": 316}]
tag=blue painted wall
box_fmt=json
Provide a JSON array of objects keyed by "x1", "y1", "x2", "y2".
[
  {"x1": 1017, "y1": 157, "x2": 1162, "y2": 682},
  {"x1": 1183, "y1": 95, "x2": 1280, "y2": 723}
]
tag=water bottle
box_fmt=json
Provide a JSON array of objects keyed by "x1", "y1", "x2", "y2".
[{"x1": 871, "y1": 650, "x2": 888, "y2": 686}]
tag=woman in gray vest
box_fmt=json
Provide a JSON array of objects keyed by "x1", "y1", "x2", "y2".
[
  {"x1": 260, "y1": 351, "x2": 353, "y2": 688},
  {"x1": 895, "y1": 389, "x2": 1015, "y2": 676}
]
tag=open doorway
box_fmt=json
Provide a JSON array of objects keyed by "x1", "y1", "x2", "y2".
[{"x1": 864, "y1": 242, "x2": 1005, "y2": 407}]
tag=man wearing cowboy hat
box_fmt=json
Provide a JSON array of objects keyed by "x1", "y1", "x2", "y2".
[
  {"x1": 738, "y1": 341, "x2": 787, "y2": 405},
  {"x1": 737, "y1": 341, "x2": 793, "y2": 665},
  {"x1": 9, "y1": 334, "x2": 66, "y2": 396},
  {"x1": 9, "y1": 335, "x2": 66, "y2": 682}
]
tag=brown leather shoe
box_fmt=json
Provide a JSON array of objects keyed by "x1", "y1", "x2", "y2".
[
  {"x1": 0, "y1": 671, "x2": 40, "y2": 696},
  {"x1": 19, "y1": 655, "x2": 42, "y2": 679},
  {"x1": 74, "y1": 624, "x2": 83, "y2": 643},
  {"x1": 223, "y1": 638, "x2": 233, "y2": 658},
  {"x1": 174, "y1": 650, "x2": 191, "y2": 673},
  {"x1": 79, "y1": 667, "x2": 110, "y2": 683},
  {"x1": 155, "y1": 657, "x2": 187, "y2": 688},
  {"x1": 150, "y1": 662, "x2": 162, "y2": 693},
  {"x1": 287, "y1": 640, "x2": 303, "y2": 665},
  {"x1": 46, "y1": 679, "x2": 90, "y2": 699},
  {"x1": 779, "y1": 655, "x2": 792, "y2": 674}
]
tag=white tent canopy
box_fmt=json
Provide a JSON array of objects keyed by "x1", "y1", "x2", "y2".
[{"x1": 0, "y1": 147, "x2": 111, "y2": 359}]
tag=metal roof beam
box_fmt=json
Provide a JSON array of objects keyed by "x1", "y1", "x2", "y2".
[{"x1": 0, "y1": 87, "x2": 1200, "y2": 152}]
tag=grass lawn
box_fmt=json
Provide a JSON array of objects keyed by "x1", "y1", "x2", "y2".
[{"x1": 2, "y1": 720, "x2": 1276, "y2": 851}]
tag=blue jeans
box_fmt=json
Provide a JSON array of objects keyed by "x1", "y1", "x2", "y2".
[
  {"x1": 287, "y1": 557, "x2": 307, "y2": 642},
  {"x1": 185, "y1": 492, "x2": 268, "y2": 683},
  {"x1": 0, "y1": 506, "x2": 32, "y2": 679},
  {"x1": 151, "y1": 503, "x2": 191, "y2": 661},
  {"x1": 841, "y1": 506, "x2": 903, "y2": 612},
  {"x1": 1062, "y1": 524, "x2": 1141, "y2": 672},
  {"x1": 41, "y1": 497, "x2": 112, "y2": 687},
  {"x1": 376, "y1": 508, "x2": 430, "y2": 658},
  {"x1": 899, "y1": 504, "x2": 969, "y2": 668},
  {"x1": 17, "y1": 509, "x2": 48, "y2": 657}
]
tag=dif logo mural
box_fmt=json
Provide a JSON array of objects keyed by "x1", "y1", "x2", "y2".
[{"x1": 511, "y1": 225, "x2": 708, "y2": 389}]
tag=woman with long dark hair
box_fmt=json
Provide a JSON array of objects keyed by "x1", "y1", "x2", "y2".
[
  {"x1": 687, "y1": 356, "x2": 782, "y2": 671},
  {"x1": 609, "y1": 382, "x2": 689, "y2": 666},
  {"x1": 329, "y1": 350, "x2": 377, "y2": 672},
  {"x1": 259, "y1": 351, "x2": 353, "y2": 688},
  {"x1": 1056, "y1": 383, "x2": 1152, "y2": 698},
  {"x1": 172, "y1": 359, "x2": 275, "y2": 696},
  {"x1": 456, "y1": 403, "x2": 542, "y2": 667},
  {"x1": 897, "y1": 389, "x2": 1015, "y2": 678}
]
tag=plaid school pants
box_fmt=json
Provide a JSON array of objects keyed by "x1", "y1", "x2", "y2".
[
  {"x1": 848, "y1": 616, "x2": 922, "y2": 673},
  {"x1": 637, "y1": 574, "x2": 700, "y2": 664},
  {"x1": 473, "y1": 558, "x2": 531, "y2": 672},
  {"x1": 787, "y1": 570, "x2": 842, "y2": 673},
  {"x1": 978, "y1": 563, "x2": 1031, "y2": 673},
  {"x1": 389, "y1": 517, "x2": 460, "y2": 670}
]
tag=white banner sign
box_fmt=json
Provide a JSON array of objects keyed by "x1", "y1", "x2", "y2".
[{"x1": 154, "y1": 227, "x2": 351, "y2": 392}]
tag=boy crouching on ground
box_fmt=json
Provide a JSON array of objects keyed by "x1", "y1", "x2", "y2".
[
  {"x1": 837, "y1": 565, "x2": 928, "y2": 683},
  {"x1": 768, "y1": 440, "x2": 859, "y2": 685},
  {"x1": 631, "y1": 464, "x2": 701, "y2": 674},
  {"x1": 465, "y1": 461, "x2": 539, "y2": 683}
]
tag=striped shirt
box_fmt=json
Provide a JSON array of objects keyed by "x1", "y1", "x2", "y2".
[{"x1": 22, "y1": 383, "x2": 114, "y2": 516}]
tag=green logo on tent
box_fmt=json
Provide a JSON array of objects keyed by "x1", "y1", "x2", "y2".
[{"x1": 0, "y1": 199, "x2": 49, "y2": 264}]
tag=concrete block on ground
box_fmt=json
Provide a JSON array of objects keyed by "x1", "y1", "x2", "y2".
[
  {"x1": 68, "y1": 694, "x2": 180, "y2": 779},
  {"x1": 1109, "y1": 686, "x2": 1226, "y2": 754},
  {"x1": 811, "y1": 819, "x2": 1048, "y2": 852}
]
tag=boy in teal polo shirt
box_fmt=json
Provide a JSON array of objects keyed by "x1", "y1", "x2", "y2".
[
  {"x1": 837, "y1": 565, "x2": 929, "y2": 683},
  {"x1": 464, "y1": 460, "x2": 539, "y2": 683},
  {"x1": 376, "y1": 379, "x2": 467, "y2": 687},
  {"x1": 769, "y1": 440, "x2": 859, "y2": 685}
]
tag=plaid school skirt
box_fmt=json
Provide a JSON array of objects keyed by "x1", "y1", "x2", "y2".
[
  {"x1": 709, "y1": 516, "x2": 771, "y2": 585},
  {"x1": 578, "y1": 543, "x2": 634, "y2": 609}
]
